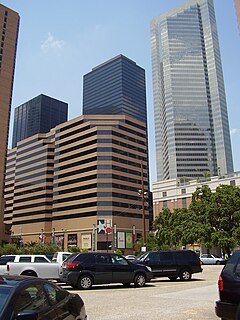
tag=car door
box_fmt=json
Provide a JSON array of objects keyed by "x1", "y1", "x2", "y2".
[
  {"x1": 142, "y1": 252, "x2": 161, "y2": 276},
  {"x1": 111, "y1": 254, "x2": 132, "y2": 283},
  {"x1": 13, "y1": 283, "x2": 58, "y2": 320},
  {"x1": 158, "y1": 252, "x2": 176, "y2": 277},
  {"x1": 94, "y1": 253, "x2": 113, "y2": 284}
]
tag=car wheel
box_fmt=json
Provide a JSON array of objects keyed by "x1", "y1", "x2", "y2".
[
  {"x1": 134, "y1": 273, "x2": 146, "y2": 287},
  {"x1": 78, "y1": 275, "x2": 93, "y2": 290},
  {"x1": 168, "y1": 277, "x2": 178, "y2": 281},
  {"x1": 216, "y1": 261, "x2": 221, "y2": 265},
  {"x1": 179, "y1": 269, "x2": 192, "y2": 281}
]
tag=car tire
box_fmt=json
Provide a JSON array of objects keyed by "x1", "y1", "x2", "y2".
[
  {"x1": 179, "y1": 269, "x2": 192, "y2": 281},
  {"x1": 168, "y1": 277, "x2": 178, "y2": 281},
  {"x1": 134, "y1": 273, "x2": 146, "y2": 287},
  {"x1": 78, "y1": 275, "x2": 93, "y2": 290},
  {"x1": 216, "y1": 261, "x2": 221, "y2": 265}
]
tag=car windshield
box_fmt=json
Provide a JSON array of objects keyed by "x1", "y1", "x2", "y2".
[
  {"x1": 0, "y1": 286, "x2": 12, "y2": 314},
  {"x1": 137, "y1": 253, "x2": 149, "y2": 261}
]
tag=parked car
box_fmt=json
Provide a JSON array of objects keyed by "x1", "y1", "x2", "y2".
[
  {"x1": 0, "y1": 255, "x2": 51, "y2": 275},
  {"x1": 136, "y1": 250, "x2": 202, "y2": 280},
  {"x1": 62, "y1": 252, "x2": 153, "y2": 289},
  {"x1": 200, "y1": 254, "x2": 225, "y2": 265},
  {"x1": 215, "y1": 250, "x2": 240, "y2": 320},
  {"x1": 0, "y1": 275, "x2": 87, "y2": 320}
]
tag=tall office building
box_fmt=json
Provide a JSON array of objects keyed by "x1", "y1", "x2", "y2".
[
  {"x1": 0, "y1": 4, "x2": 19, "y2": 244},
  {"x1": 4, "y1": 115, "x2": 149, "y2": 251},
  {"x1": 235, "y1": 0, "x2": 240, "y2": 31},
  {"x1": 83, "y1": 54, "x2": 147, "y2": 124},
  {"x1": 151, "y1": 0, "x2": 233, "y2": 181},
  {"x1": 12, "y1": 94, "x2": 68, "y2": 148}
]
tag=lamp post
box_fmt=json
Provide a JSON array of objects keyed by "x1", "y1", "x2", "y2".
[{"x1": 138, "y1": 162, "x2": 148, "y2": 246}]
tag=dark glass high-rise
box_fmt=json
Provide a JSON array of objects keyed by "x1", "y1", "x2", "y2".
[{"x1": 12, "y1": 94, "x2": 68, "y2": 148}]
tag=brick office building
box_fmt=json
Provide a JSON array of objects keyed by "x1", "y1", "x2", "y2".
[{"x1": 4, "y1": 114, "x2": 149, "y2": 253}]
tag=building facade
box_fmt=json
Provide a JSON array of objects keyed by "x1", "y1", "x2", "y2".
[
  {"x1": 0, "y1": 4, "x2": 19, "y2": 244},
  {"x1": 151, "y1": 0, "x2": 233, "y2": 181},
  {"x1": 83, "y1": 54, "x2": 147, "y2": 124},
  {"x1": 235, "y1": 0, "x2": 240, "y2": 31},
  {"x1": 152, "y1": 172, "x2": 240, "y2": 220},
  {"x1": 12, "y1": 94, "x2": 68, "y2": 148},
  {"x1": 4, "y1": 115, "x2": 149, "y2": 253}
]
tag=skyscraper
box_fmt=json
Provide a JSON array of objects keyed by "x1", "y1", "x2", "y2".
[
  {"x1": 12, "y1": 94, "x2": 68, "y2": 148},
  {"x1": 235, "y1": 0, "x2": 240, "y2": 31},
  {"x1": 0, "y1": 4, "x2": 19, "y2": 244},
  {"x1": 83, "y1": 54, "x2": 147, "y2": 124},
  {"x1": 151, "y1": 0, "x2": 233, "y2": 181}
]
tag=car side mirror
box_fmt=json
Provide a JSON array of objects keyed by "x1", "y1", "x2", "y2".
[
  {"x1": 16, "y1": 310, "x2": 38, "y2": 320},
  {"x1": 145, "y1": 257, "x2": 150, "y2": 262}
]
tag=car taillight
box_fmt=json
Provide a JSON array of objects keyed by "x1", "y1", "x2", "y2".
[
  {"x1": 66, "y1": 261, "x2": 80, "y2": 269},
  {"x1": 218, "y1": 275, "x2": 224, "y2": 291},
  {"x1": 7, "y1": 264, "x2": 9, "y2": 272}
]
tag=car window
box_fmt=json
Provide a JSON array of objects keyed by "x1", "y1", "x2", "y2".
[
  {"x1": 0, "y1": 256, "x2": 15, "y2": 265},
  {"x1": 148, "y1": 252, "x2": 160, "y2": 263},
  {"x1": 235, "y1": 259, "x2": 240, "y2": 276},
  {"x1": 111, "y1": 255, "x2": 128, "y2": 266},
  {"x1": 19, "y1": 256, "x2": 31, "y2": 262},
  {"x1": 159, "y1": 252, "x2": 174, "y2": 263},
  {"x1": 34, "y1": 256, "x2": 49, "y2": 263},
  {"x1": 0, "y1": 287, "x2": 12, "y2": 313},
  {"x1": 96, "y1": 254, "x2": 111, "y2": 265},
  {"x1": 44, "y1": 283, "x2": 68, "y2": 305},
  {"x1": 14, "y1": 285, "x2": 49, "y2": 314},
  {"x1": 201, "y1": 254, "x2": 208, "y2": 258},
  {"x1": 63, "y1": 254, "x2": 71, "y2": 261}
]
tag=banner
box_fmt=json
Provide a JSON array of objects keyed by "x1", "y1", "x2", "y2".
[
  {"x1": 126, "y1": 232, "x2": 133, "y2": 249},
  {"x1": 82, "y1": 234, "x2": 91, "y2": 249},
  {"x1": 117, "y1": 231, "x2": 125, "y2": 249}
]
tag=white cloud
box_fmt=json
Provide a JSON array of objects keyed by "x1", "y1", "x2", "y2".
[
  {"x1": 41, "y1": 33, "x2": 65, "y2": 53},
  {"x1": 230, "y1": 128, "x2": 240, "y2": 135}
]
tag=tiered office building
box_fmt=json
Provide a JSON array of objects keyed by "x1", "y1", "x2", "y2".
[{"x1": 4, "y1": 115, "x2": 149, "y2": 251}]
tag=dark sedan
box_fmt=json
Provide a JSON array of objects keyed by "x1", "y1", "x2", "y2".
[{"x1": 0, "y1": 275, "x2": 87, "y2": 320}]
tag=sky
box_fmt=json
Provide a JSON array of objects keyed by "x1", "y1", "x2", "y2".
[{"x1": 1, "y1": 0, "x2": 240, "y2": 185}]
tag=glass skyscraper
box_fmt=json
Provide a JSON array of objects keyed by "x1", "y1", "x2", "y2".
[
  {"x1": 12, "y1": 94, "x2": 68, "y2": 148},
  {"x1": 82, "y1": 54, "x2": 147, "y2": 124},
  {"x1": 151, "y1": 0, "x2": 233, "y2": 181}
]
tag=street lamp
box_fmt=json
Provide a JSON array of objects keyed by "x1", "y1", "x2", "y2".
[{"x1": 138, "y1": 161, "x2": 148, "y2": 246}]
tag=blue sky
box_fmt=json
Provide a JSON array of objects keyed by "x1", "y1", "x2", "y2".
[{"x1": 2, "y1": 0, "x2": 240, "y2": 184}]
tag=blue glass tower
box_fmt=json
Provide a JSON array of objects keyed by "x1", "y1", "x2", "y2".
[
  {"x1": 83, "y1": 54, "x2": 147, "y2": 124},
  {"x1": 12, "y1": 94, "x2": 68, "y2": 148},
  {"x1": 151, "y1": 0, "x2": 233, "y2": 181}
]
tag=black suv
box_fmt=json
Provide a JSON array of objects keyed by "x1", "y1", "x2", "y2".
[
  {"x1": 136, "y1": 250, "x2": 202, "y2": 280},
  {"x1": 62, "y1": 252, "x2": 153, "y2": 289},
  {"x1": 215, "y1": 250, "x2": 240, "y2": 320}
]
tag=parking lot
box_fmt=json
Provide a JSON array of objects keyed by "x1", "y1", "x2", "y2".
[{"x1": 62, "y1": 265, "x2": 222, "y2": 320}]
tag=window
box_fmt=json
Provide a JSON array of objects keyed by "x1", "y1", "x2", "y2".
[
  {"x1": 44, "y1": 283, "x2": 68, "y2": 305},
  {"x1": 182, "y1": 198, "x2": 187, "y2": 208},
  {"x1": 96, "y1": 254, "x2": 111, "y2": 265},
  {"x1": 181, "y1": 188, "x2": 186, "y2": 194},
  {"x1": 14, "y1": 285, "x2": 48, "y2": 314},
  {"x1": 19, "y1": 257, "x2": 31, "y2": 262},
  {"x1": 34, "y1": 256, "x2": 49, "y2": 263},
  {"x1": 163, "y1": 200, "x2": 168, "y2": 208},
  {"x1": 111, "y1": 254, "x2": 128, "y2": 266},
  {"x1": 230, "y1": 180, "x2": 235, "y2": 186},
  {"x1": 162, "y1": 191, "x2": 167, "y2": 197},
  {"x1": 148, "y1": 252, "x2": 160, "y2": 263}
]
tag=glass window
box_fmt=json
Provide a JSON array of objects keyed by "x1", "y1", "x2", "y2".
[
  {"x1": 43, "y1": 283, "x2": 68, "y2": 305},
  {"x1": 111, "y1": 254, "x2": 128, "y2": 266},
  {"x1": 148, "y1": 252, "x2": 160, "y2": 263},
  {"x1": 34, "y1": 256, "x2": 49, "y2": 263},
  {"x1": 19, "y1": 257, "x2": 31, "y2": 262},
  {"x1": 0, "y1": 287, "x2": 12, "y2": 313},
  {"x1": 96, "y1": 254, "x2": 111, "y2": 265},
  {"x1": 14, "y1": 285, "x2": 48, "y2": 314}
]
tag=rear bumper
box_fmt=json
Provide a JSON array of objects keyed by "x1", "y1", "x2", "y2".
[{"x1": 215, "y1": 300, "x2": 238, "y2": 319}]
